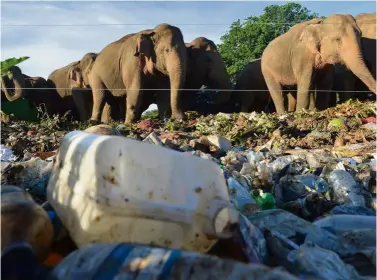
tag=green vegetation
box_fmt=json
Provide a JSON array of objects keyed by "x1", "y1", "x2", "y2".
[
  {"x1": 217, "y1": 3, "x2": 319, "y2": 81},
  {"x1": 1, "y1": 56, "x2": 30, "y2": 76}
]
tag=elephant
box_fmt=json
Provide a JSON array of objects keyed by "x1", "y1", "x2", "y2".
[
  {"x1": 336, "y1": 12, "x2": 376, "y2": 103},
  {"x1": 46, "y1": 52, "x2": 100, "y2": 121},
  {"x1": 234, "y1": 59, "x2": 276, "y2": 113},
  {"x1": 135, "y1": 36, "x2": 233, "y2": 119},
  {"x1": 1, "y1": 66, "x2": 55, "y2": 115},
  {"x1": 261, "y1": 14, "x2": 376, "y2": 115},
  {"x1": 88, "y1": 23, "x2": 187, "y2": 124}
]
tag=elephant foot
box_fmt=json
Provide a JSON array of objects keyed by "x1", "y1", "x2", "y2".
[
  {"x1": 88, "y1": 119, "x2": 101, "y2": 126},
  {"x1": 171, "y1": 111, "x2": 185, "y2": 121}
]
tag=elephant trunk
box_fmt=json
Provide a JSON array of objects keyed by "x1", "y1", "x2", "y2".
[
  {"x1": 341, "y1": 37, "x2": 376, "y2": 93},
  {"x1": 167, "y1": 49, "x2": 187, "y2": 119},
  {"x1": 1, "y1": 75, "x2": 24, "y2": 102}
]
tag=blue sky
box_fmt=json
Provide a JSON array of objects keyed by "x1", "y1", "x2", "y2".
[{"x1": 1, "y1": 1, "x2": 376, "y2": 88}]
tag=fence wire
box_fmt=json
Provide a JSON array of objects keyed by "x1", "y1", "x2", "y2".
[
  {"x1": 3, "y1": 87, "x2": 375, "y2": 93},
  {"x1": 2, "y1": 22, "x2": 376, "y2": 27}
]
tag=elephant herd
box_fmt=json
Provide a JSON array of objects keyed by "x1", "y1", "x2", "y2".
[{"x1": 1, "y1": 13, "x2": 376, "y2": 124}]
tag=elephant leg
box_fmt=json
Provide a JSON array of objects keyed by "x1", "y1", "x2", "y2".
[
  {"x1": 72, "y1": 88, "x2": 91, "y2": 121},
  {"x1": 99, "y1": 102, "x2": 111, "y2": 124},
  {"x1": 287, "y1": 92, "x2": 297, "y2": 112},
  {"x1": 156, "y1": 91, "x2": 172, "y2": 120},
  {"x1": 314, "y1": 66, "x2": 334, "y2": 111},
  {"x1": 339, "y1": 70, "x2": 356, "y2": 103},
  {"x1": 240, "y1": 90, "x2": 253, "y2": 112},
  {"x1": 90, "y1": 79, "x2": 107, "y2": 122},
  {"x1": 125, "y1": 79, "x2": 143, "y2": 124},
  {"x1": 263, "y1": 72, "x2": 286, "y2": 114},
  {"x1": 296, "y1": 71, "x2": 314, "y2": 112}
]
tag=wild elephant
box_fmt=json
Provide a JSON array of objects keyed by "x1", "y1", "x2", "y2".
[
  {"x1": 261, "y1": 14, "x2": 376, "y2": 114},
  {"x1": 89, "y1": 23, "x2": 187, "y2": 124},
  {"x1": 336, "y1": 12, "x2": 376, "y2": 103},
  {"x1": 137, "y1": 36, "x2": 233, "y2": 118},
  {"x1": 1, "y1": 66, "x2": 55, "y2": 115},
  {"x1": 46, "y1": 52, "x2": 99, "y2": 121},
  {"x1": 234, "y1": 59, "x2": 277, "y2": 113}
]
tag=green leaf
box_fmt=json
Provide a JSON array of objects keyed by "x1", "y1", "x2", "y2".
[{"x1": 1, "y1": 56, "x2": 30, "y2": 74}]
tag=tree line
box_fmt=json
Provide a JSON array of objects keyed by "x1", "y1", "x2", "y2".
[{"x1": 217, "y1": 2, "x2": 319, "y2": 81}]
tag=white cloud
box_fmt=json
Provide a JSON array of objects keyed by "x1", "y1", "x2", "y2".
[
  {"x1": 1, "y1": 1, "x2": 375, "y2": 81},
  {"x1": 1, "y1": 1, "x2": 240, "y2": 79}
]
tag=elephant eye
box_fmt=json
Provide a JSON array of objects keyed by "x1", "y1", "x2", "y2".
[
  {"x1": 333, "y1": 37, "x2": 341, "y2": 43},
  {"x1": 165, "y1": 48, "x2": 170, "y2": 53}
]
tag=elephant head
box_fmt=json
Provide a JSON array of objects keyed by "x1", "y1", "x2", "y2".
[
  {"x1": 186, "y1": 37, "x2": 232, "y2": 104},
  {"x1": 1, "y1": 66, "x2": 25, "y2": 102},
  {"x1": 77, "y1": 52, "x2": 97, "y2": 88},
  {"x1": 133, "y1": 23, "x2": 187, "y2": 120},
  {"x1": 299, "y1": 14, "x2": 376, "y2": 93},
  {"x1": 67, "y1": 52, "x2": 97, "y2": 89}
]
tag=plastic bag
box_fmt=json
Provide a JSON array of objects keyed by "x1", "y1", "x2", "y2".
[
  {"x1": 287, "y1": 244, "x2": 368, "y2": 280},
  {"x1": 329, "y1": 205, "x2": 375, "y2": 216}
]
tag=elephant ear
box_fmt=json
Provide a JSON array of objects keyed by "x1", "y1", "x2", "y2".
[
  {"x1": 134, "y1": 32, "x2": 155, "y2": 75},
  {"x1": 68, "y1": 67, "x2": 83, "y2": 88},
  {"x1": 299, "y1": 24, "x2": 322, "y2": 55}
]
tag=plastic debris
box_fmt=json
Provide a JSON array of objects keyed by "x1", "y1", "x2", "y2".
[
  {"x1": 227, "y1": 176, "x2": 259, "y2": 214},
  {"x1": 287, "y1": 244, "x2": 367, "y2": 280},
  {"x1": 1, "y1": 145, "x2": 17, "y2": 162},
  {"x1": 328, "y1": 170, "x2": 366, "y2": 206},
  {"x1": 49, "y1": 243, "x2": 299, "y2": 280},
  {"x1": 1, "y1": 99, "x2": 376, "y2": 278}
]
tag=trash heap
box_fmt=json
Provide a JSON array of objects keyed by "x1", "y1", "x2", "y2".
[{"x1": 1, "y1": 100, "x2": 376, "y2": 279}]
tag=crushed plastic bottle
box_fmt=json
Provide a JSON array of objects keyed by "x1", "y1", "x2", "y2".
[
  {"x1": 313, "y1": 215, "x2": 376, "y2": 235},
  {"x1": 227, "y1": 176, "x2": 259, "y2": 214},
  {"x1": 1, "y1": 185, "x2": 54, "y2": 262},
  {"x1": 48, "y1": 243, "x2": 300, "y2": 280},
  {"x1": 246, "y1": 150, "x2": 263, "y2": 166},
  {"x1": 287, "y1": 244, "x2": 369, "y2": 280},
  {"x1": 245, "y1": 209, "x2": 357, "y2": 257},
  {"x1": 328, "y1": 169, "x2": 366, "y2": 206},
  {"x1": 297, "y1": 175, "x2": 329, "y2": 194}
]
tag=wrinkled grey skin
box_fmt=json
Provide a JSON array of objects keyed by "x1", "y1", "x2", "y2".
[
  {"x1": 46, "y1": 52, "x2": 99, "y2": 121},
  {"x1": 136, "y1": 36, "x2": 233, "y2": 119},
  {"x1": 261, "y1": 14, "x2": 376, "y2": 114},
  {"x1": 1, "y1": 66, "x2": 54, "y2": 115},
  {"x1": 89, "y1": 23, "x2": 187, "y2": 124},
  {"x1": 335, "y1": 13, "x2": 376, "y2": 104}
]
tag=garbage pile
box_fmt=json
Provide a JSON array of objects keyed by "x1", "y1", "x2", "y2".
[{"x1": 1, "y1": 100, "x2": 376, "y2": 280}]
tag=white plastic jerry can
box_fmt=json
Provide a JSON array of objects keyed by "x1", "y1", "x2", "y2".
[{"x1": 47, "y1": 131, "x2": 239, "y2": 253}]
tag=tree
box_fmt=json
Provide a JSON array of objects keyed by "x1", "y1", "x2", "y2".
[{"x1": 217, "y1": 3, "x2": 319, "y2": 81}]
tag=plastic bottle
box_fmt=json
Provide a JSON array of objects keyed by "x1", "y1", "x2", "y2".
[
  {"x1": 47, "y1": 131, "x2": 239, "y2": 253},
  {"x1": 327, "y1": 170, "x2": 365, "y2": 206},
  {"x1": 1, "y1": 185, "x2": 54, "y2": 262},
  {"x1": 313, "y1": 214, "x2": 376, "y2": 235},
  {"x1": 227, "y1": 176, "x2": 259, "y2": 214},
  {"x1": 48, "y1": 243, "x2": 299, "y2": 280}
]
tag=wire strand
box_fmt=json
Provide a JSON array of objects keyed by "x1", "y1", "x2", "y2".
[
  {"x1": 3, "y1": 22, "x2": 376, "y2": 27},
  {"x1": 4, "y1": 87, "x2": 375, "y2": 93}
]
